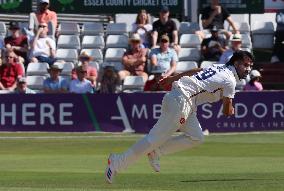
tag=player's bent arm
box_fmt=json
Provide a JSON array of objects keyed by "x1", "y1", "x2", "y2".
[
  {"x1": 222, "y1": 97, "x2": 235, "y2": 116},
  {"x1": 159, "y1": 68, "x2": 203, "y2": 87}
]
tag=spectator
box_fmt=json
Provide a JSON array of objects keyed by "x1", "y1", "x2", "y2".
[
  {"x1": 201, "y1": 26, "x2": 228, "y2": 61},
  {"x1": 144, "y1": 69, "x2": 171, "y2": 92},
  {"x1": 119, "y1": 33, "x2": 148, "y2": 82},
  {"x1": 244, "y1": 70, "x2": 263, "y2": 91},
  {"x1": 152, "y1": 6, "x2": 180, "y2": 53},
  {"x1": 0, "y1": 50, "x2": 24, "y2": 91},
  {"x1": 219, "y1": 34, "x2": 242, "y2": 64},
  {"x1": 271, "y1": 10, "x2": 284, "y2": 63},
  {"x1": 132, "y1": 9, "x2": 153, "y2": 48},
  {"x1": 29, "y1": 0, "x2": 57, "y2": 37},
  {"x1": 4, "y1": 21, "x2": 28, "y2": 66},
  {"x1": 71, "y1": 51, "x2": 98, "y2": 87},
  {"x1": 150, "y1": 35, "x2": 178, "y2": 77},
  {"x1": 200, "y1": 0, "x2": 238, "y2": 40},
  {"x1": 30, "y1": 22, "x2": 56, "y2": 66},
  {"x1": 99, "y1": 65, "x2": 121, "y2": 94},
  {"x1": 14, "y1": 77, "x2": 36, "y2": 94},
  {"x1": 69, "y1": 66, "x2": 94, "y2": 94},
  {"x1": 43, "y1": 63, "x2": 68, "y2": 93}
]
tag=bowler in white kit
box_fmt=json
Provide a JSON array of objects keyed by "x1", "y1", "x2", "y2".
[{"x1": 105, "y1": 50, "x2": 254, "y2": 183}]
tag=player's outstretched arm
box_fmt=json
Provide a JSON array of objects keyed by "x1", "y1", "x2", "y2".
[
  {"x1": 159, "y1": 68, "x2": 203, "y2": 87},
  {"x1": 222, "y1": 97, "x2": 235, "y2": 116}
]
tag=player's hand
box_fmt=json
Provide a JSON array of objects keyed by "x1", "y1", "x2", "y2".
[{"x1": 159, "y1": 75, "x2": 174, "y2": 88}]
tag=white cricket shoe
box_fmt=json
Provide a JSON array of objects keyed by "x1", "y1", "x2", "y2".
[
  {"x1": 105, "y1": 154, "x2": 117, "y2": 184},
  {"x1": 147, "y1": 150, "x2": 160, "y2": 172}
]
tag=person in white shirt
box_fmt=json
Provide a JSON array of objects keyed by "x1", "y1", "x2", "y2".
[
  {"x1": 132, "y1": 9, "x2": 153, "y2": 48},
  {"x1": 219, "y1": 34, "x2": 243, "y2": 64},
  {"x1": 105, "y1": 50, "x2": 254, "y2": 184},
  {"x1": 69, "y1": 66, "x2": 94, "y2": 94},
  {"x1": 30, "y1": 22, "x2": 56, "y2": 66}
]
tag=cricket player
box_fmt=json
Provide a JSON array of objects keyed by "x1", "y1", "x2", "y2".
[{"x1": 105, "y1": 50, "x2": 254, "y2": 183}]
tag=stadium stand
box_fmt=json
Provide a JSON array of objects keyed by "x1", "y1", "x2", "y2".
[
  {"x1": 26, "y1": 62, "x2": 49, "y2": 76},
  {"x1": 179, "y1": 48, "x2": 201, "y2": 62},
  {"x1": 56, "y1": 49, "x2": 78, "y2": 63},
  {"x1": 179, "y1": 34, "x2": 201, "y2": 48},
  {"x1": 175, "y1": 61, "x2": 198, "y2": 73},
  {"x1": 26, "y1": 75, "x2": 46, "y2": 91},
  {"x1": 81, "y1": 35, "x2": 105, "y2": 49},
  {"x1": 81, "y1": 23, "x2": 104, "y2": 36},
  {"x1": 80, "y1": 49, "x2": 104, "y2": 64},
  {"x1": 105, "y1": 35, "x2": 129, "y2": 49},
  {"x1": 179, "y1": 22, "x2": 200, "y2": 35},
  {"x1": 58, "y1": 22, "x2": 80, "y2": 35},
  {"x1": 122, "y1": 76, "x2": 145, "y2": 93},
  {"x1": 251, "y1": 21, "x2": 275, "y2": 49},
  {"x1": 55, "y1": 62, "x2": 74, "y2": 76},
  {"x1": 57, "y1": 35, "x2": 81, "y2": 49},
  {"x1": 0, "y1": 21, "x2": 6, "y2": 37},
  {"x1": 106, "y1": 23, "x2": 128, "y2": 36}
]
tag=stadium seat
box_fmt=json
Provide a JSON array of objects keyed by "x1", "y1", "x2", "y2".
[
  {"x1": 179, "y1": 34, "x2": 201, "y2": 48},
  {"x1": 57, "y1": 35, "x2": 81, "y2": 49},
  {"x1": 104, "y1": 48, "x2": 126, "y2": 62},
  {"x1": 240, "y1": 34, "x2": 252, "y2": 49},
  {"x1": 115, "y1": 14, "x2": 137, "y2": 32},
  {"x1": 106, "y1": 23, "x2": 128, "y2": 35},
  {"x1": 251, "y1": 21, "x2": 275, "y2": 49},
  {"x1": 105, "y1": 34, "x2": 129, "y2": 49},
  {"x1": 56, "y1": 49, "x2": 78, "y2": 63},
  {"x1": 179, "y1": 22, "x2": 200, "y2": 35},
  {"x1": 171, "y1": 18, "x2": 180, "y2": 30},
  {"x1": 230, "y1": 14, "x2": 250, "y2": 24},
  {"x1": 178, "y1": 48, "x2": 201, "y2": 62},
  {"x1": 81, "y1": 22, "x2": 104, "y2": 36},
  {"x1": 58, "y1": 22, "x2": 80, "y2": 35},
  {"x1": 200, "y1": 61, "x2": 216, "y2": 68},
  {"x1": 26, "y1": 75, "x2": 46, "y2": 90},
  {"x1": 122, "y1": 76, "x2": 145, "y2": 92},
  {"x1": 55, "y1": 62, "x2": 74, "y2": 76},
  {"x1": 81, "y1": 35, "x2": 105, "y2": 49},
  {"x1": 102, "y1": 61, "x2": 124, "y2": 71},
  {"x1": 175, "y1": 61, "x2": 198, "y2": 73},
  {"x1": 229, "y1": 22, "x2": 250, "y2": 34},
  {"x1": 0, "y1": 22, "x2": 6, "y2": 37},
  {"x1": 26, "y1": 62, "x2": 49, "y2": 76},
  {"x1": 80, "y1": 49, "x2": 103, "y2": 63},
  {"x1": 251, "y1": 13, "x2": 276, "y2": 29}
]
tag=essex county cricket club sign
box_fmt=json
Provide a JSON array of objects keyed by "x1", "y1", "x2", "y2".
[
  {"x1": 49, "y1": 0, "x2": 182, "y2": 14},
  {"x1": 0, "y1": 92, "x2": 283, "y2": 133}
]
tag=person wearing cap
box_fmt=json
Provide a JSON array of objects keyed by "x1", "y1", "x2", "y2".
[
  {"x1": 244, "y1": 70, "x2": 263, "y2": 91},
  {"x1": 4, "y1": 21, "x2": 28, "y2": 66},
  {"x1": 99, "y1": 65, "x2": 121, "y2": 94},
  {"x1": 28, "y1": 0, "x2": 57, "y2": 37},
  {"x1": 201, "y1": 26, "x2": 228, "y2": 61},
  {"x1": 71, "y1": 51, "x2": 98, "y2": 87},
  {"x1": 149, "y1": 35, "x2": 178, "y2": 78},
  {"x1": 0, "y1": 50, "x2": 24, "y2": 91},
  {"x1": 152, "y1": 6, "x2": 180, "y2": 53},
  {"x1": 14, "y1": 77, "x2": 36, "y2": 94},
  {"x1": 200, "y1": 0, "x2": 238, "y2": 39},
  {"x1": 69, "y1": 65, "x2": 94, "y2": 94},
  {"x1": 30, "y1": 22, "x2": 56, "y2": 66},
  {"x1": 219, "y1": 34, "x2": 243, "y2": 64},
  {"x1": 43, "y1": 63, "x2": 68, "y2": 93},
  {"x1": 120, "y1": 33, "x2": 148, "y2": 82}
]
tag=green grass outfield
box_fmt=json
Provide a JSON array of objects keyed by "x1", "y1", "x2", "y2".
[{"x1": 0, "y1": 132, "x2": 283, "y2": 191}]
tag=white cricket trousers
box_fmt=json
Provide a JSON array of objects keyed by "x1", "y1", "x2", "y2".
[{"x1": 114, "y1": 88, "x2": 204, "y2": 172}]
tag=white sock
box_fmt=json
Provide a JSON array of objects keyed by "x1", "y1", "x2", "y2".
[{"x1": 157, "y1": 135, "x2": 203, "y2": 156}]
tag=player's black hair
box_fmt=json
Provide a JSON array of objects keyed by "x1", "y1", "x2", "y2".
[{"x1": 226, "y1": 50, "x2": 255, "y2": 66}]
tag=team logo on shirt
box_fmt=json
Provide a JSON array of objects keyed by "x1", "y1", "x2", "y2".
[{"x1": 179, "y1": 117, "x2": 185, "y2": 124}]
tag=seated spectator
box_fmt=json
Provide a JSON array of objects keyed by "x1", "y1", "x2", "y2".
[
  {"x1": 4, "y1": 21, "x2": 28, "y2": 66},
  {"x1": 30, "y1": 22, "x2": 56, "y2": 66},
  {"x1": 144, "y1": 69, "x2": 172, "y2": 92},
  {"x1": 200, "y1": 0, "x2": 238, "y2": 40},
  {"x1": 152, "y1": 6, "x2": 180, "y2": 53},
  {"x1": 201, "y1": 26, "x2": 227, "y2": 61},
  {"x1": 243, "y1": 70, "x2": 263, "y2": 91},
  {"x1": 29, "y1": 0, "x2": 57, "y2": 37},
  {"x1": 99, "y1": 65, "x2": 121, "y2": 94},
  {"x1": 132, "y1": 9, "x2": 153, "y2": 48},
  {"x1": 271, "y1": 10, "x2": 284, "y2": 63},
  {"x1": 14, "y1": 77, "x2": 36, "y2": 94},
  {"x1": 150, "y1": 35, "x2": 178, "y2": 77},
  {"x1": 43, "y1": 63, "x2": 68, "y2": 93},
  {"x1": 71, "y1": 52, "x2": 98, "y2": 87},
  {"x1": 0, "y1": 50, "x2": 24, "y2": 91},
  {"x1": 119, "y1": 33, "x2": 148, "y2": 82},
  {"x1": 219, "y1": 34, "x2": 242, "y2": 64},
  {"x1": 69, "y1": 66, "x2": 94, "y2": 94}
]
